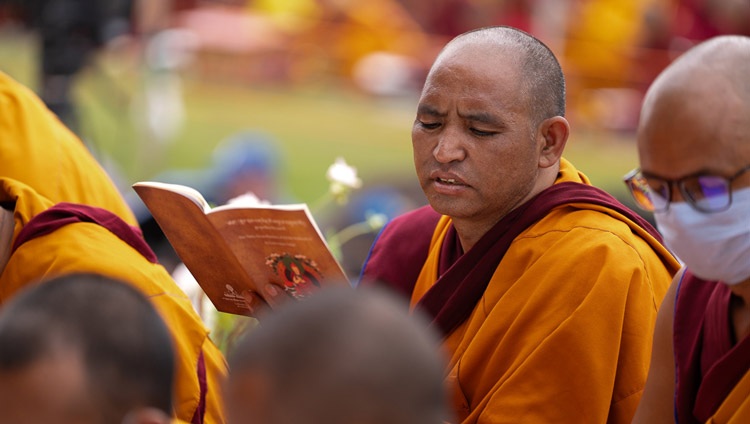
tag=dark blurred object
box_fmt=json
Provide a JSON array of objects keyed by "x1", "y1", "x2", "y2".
[
  {"x1": 672, "y1": 0, "x2": 750, "y2": 43},
  {"x1": 0, "y1": 0, "x2": 134, "y2": 133}
]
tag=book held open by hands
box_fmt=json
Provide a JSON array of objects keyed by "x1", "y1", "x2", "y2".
[{"x1": 133, "y1": 181, "x2": 351, "y2": 315}]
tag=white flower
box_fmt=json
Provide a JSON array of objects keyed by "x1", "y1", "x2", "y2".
[
  {"x1": 326, "y1": 157, "x2": 362, "y2": 203},
  {"x1": 366, "y1": 212, "x2": 388, "y2": 230}
]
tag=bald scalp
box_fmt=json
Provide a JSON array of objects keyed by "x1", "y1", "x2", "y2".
[
  {"x1": 431, "y1": 26, "x2": 566, "y2": 126},
  {"x1": 644, "y1": 36, "x2": 750, "y2": 111},
  {"x1": 637, "y1": 35, "x2": 750, "y2": 170}
]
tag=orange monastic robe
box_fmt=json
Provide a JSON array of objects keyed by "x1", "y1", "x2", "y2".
[
  {"x1": 406, "y1": 159, "x2": 679, "y2": 423},
  {"x1": 0, "y1": 177, "x2": 226, "y2": 424},
  {"x1": 0, "y1": 71, "x2": 137, "y2": 226}
]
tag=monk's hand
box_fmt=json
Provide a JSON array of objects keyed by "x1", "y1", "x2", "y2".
[{"x1": 241, "y1": 284, "x2": 289, "y2": 320}]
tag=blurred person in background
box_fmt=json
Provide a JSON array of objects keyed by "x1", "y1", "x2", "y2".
[
  {"x1": 1, "y1": 0, "x2": 135, "y2": 133},
  {"x1": 0, "y1": 0, "x2": 195, "y2": 143},
  {"x1": 668, "y1": 0, "x2": 750, "y2": 47},
  {"x1": 0, "y1": 273, "x2": 175, "y2": 424}
]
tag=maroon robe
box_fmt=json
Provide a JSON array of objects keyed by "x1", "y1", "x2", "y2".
[{"x1": 674, "y1": 270, "x2": 750, "y2": 423}]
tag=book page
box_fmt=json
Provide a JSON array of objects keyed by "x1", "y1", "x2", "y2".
[
  {"x1": 133, "y1": 181, "x2": 210, "y2": 212},
  {"x1": 133, "y1": 182, "x2": 256, "y2": 315},
  {"x1": 206, "y1": 205, "x2": 350, "y2": 301}
]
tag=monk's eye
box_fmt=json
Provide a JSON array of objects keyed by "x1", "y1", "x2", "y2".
[
  {"x1": 469, "y1": 127, "x2": 497, "y2": 137},
  {"x1": 416, "y1": 120, "x2": 441, "y2": 130}
]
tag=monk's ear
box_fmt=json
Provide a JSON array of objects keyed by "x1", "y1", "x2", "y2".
[{"x1": 537, "y1": 116, "x2": 569, "y2": 169}]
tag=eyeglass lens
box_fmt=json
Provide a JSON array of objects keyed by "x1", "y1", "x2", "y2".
[
  {"x1": 683, "y1": 175, "x2": 730, "y2": 211},
  {"x1": 630, "y1": 173, "x2": 731, "y2": 212}
]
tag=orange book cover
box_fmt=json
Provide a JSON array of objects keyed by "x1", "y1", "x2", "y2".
[{"x1": 133, "y1": 181, "x2": 350, "y2": 315}]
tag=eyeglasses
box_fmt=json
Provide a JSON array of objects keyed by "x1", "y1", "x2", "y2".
[{"x1": 623, "y1": 165, "x2": 750, "y2": 213}]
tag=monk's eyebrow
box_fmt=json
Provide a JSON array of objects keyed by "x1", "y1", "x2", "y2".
[
  {"x1": 416, "y1": 104, "x2": 444, "y2": 117},
  {"x1": 460, "y1": 111, "x2": 504, "y2": 127}
]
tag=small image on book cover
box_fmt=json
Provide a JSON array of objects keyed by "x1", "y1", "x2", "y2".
[{"x1": 266, "y1": 252, "x2": 323, "y2": 299}]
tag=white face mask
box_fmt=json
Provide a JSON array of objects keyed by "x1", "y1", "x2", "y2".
[{"x1": 654, "y1": 187, "x2": 750, "y2": 285}]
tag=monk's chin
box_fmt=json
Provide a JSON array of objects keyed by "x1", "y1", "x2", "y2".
[{"x1": 426, "y1": 197, "x2": 468, "y2": 218}]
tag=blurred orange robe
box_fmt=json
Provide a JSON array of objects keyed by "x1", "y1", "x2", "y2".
[
  {"x1": 0, "y1": 71, "x2": 137, "y2": 226},
  {"x1": 365, "y1": 159, "x2": 679, "y2": 423},
  {"x1": 0, "y1": 177, "x2": 226, "y2": 424}
]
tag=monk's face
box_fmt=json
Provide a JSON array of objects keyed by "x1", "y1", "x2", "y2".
[
  {"x1": 0, "y1": 350, "x2": 99, "y2": 424},
  {"x1": 412, "y1": 41, "x2": 545, "y2": 231}
]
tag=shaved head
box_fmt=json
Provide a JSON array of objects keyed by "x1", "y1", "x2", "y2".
[
  {"x1": 642, "y1": 35, "x2": 750, "y2": 123},
  {"x1": 430, "y1": 26, "x2": 566, "y2": 126},
  {"x1": 646, "y1": 35, "x2": 750, "y2": 100},
  {"x1": 637, "y1": 35, "x2": 750, "y2": 176}
]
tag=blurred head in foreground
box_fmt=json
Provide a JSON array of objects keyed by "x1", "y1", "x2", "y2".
[
  {"x1": 226, "y1": 286, "x2": 451, "y2": 424},
  {"x1": 0, "y1": 273, "x2": 175, "y2": 424}
]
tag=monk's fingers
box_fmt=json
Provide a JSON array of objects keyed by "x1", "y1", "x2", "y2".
[
  {"x1": 260, "y1": 283, "x2": 292, "y2": 310},
  {"x1": 240, "y1": 290, "x2": 271, "y2": 319}
]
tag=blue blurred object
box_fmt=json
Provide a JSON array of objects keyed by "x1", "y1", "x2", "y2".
[
  {"x1": 128, "y1": 129, "x2": 286, "y2": 272},
  {"x1": 208, "y1": 130, "x2": 283, "y2": 205}
]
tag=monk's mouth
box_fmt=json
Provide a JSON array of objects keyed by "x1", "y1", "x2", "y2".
[{"x1": 436, "y1": 177, "x2": 465, "y2": 186}]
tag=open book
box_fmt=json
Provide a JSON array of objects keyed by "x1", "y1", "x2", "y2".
[{"x1": 133, "y1": 181, "x2": 350, "y2": 315}]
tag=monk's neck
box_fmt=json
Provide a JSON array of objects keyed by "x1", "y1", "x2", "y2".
[
  {"x1": 452, "y1": 217, "x2": 500, "y2": 253},
  {"x1": 0, "y1": 207, "x2": 14, "y2": 275}
]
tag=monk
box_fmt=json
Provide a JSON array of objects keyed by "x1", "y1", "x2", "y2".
[
  {"x1": 625, "y1": 35, "x2": 750, "y2": 424},
  {"x1": 248, "y1": 26, "x2": 680, "y2": 423},
  {"x1": 0, "y1": 176, "x2": 227, "y2": 424},
  {"x1": 0, "y1": 73, "x2": 226, "y2": 423}
]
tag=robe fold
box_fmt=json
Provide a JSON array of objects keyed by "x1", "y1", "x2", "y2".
[
  {"x1": 674, "y1": 270, "x2": 750, "y2": 424},
  {"x1": 0, "y1": 177, "x2": 227, "y2": 424},
  {"x1": 360, "y1": 158, "x2": 680, "y2": 423}
]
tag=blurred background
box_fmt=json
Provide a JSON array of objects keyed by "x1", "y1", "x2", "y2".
[{"x1": 0, "y1": 0, "x2": 748, "y2": 279}]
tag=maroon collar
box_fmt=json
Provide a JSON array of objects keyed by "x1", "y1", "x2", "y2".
[
  {"x1": 12, "y1": 202, "x2": 157, "y2": 264},
  {"x1": 363, "y1": 182, "x2": 663, "y2": 337},
  {"x1": 415, "y1": 182, "x2": 662, "y2": 335}
]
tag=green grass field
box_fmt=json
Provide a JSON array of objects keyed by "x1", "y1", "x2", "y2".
[{"x1": 0, "y1": 28, "x2": 642, "y2": 206}]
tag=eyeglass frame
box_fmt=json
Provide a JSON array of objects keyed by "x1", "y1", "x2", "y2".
[{"x1": 623, "y1": 164, "x2": 750, "y2": 213}]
